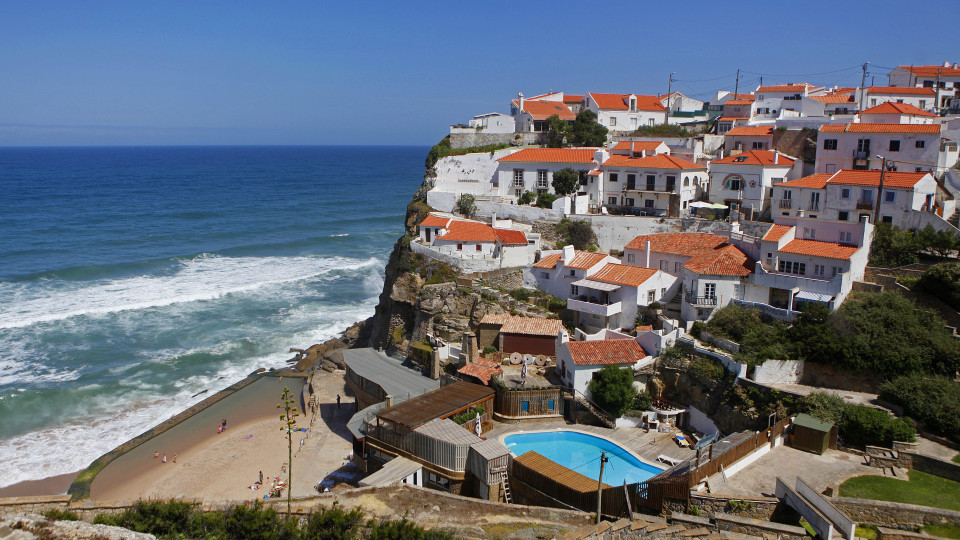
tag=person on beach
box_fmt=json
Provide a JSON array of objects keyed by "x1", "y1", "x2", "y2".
[
  {"x1": 337, "y1": 394, "x2": 341, "y2": 408},
  {"x1": 222, "y1": 418, "x2": 227, "y2": 430},
  {"x1": 259, "y1": 471, "x2": 263, "y2": 484},
  {"x1": 162, "y1": 454, "x2": 167, "y2": 464},
  {"x1": 218, "y1": 424, "x2": 223, "y2": 434},
  {"x1": 173, "y1": 453, "x2": 177, "y2": 463},
  {"x1": 154, "y1": 451, "x2": 159, "y2": 460}
]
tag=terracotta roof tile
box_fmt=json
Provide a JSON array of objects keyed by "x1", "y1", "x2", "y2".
[
  {"x1": 866, "y1": 86, "x2": 936, "y2": 96},
  {"x1": 518, "y1": 99, "x2": 576, "y2": 121},
  {"x1": 757, "y1": 83, "x2": 820, "y2": 93},
  {"x1": 726, "y1": 126, "x2": 774, "y2": 137},
  {"x1": 533, "y1": 253, "x2": 561, "y2": 269},
  {"x1": 779, "y1": 173, "x2": 832, "y2": 188},
  {"x1": 500, "y1": 316, "x2": 565, "y2": 336},
  {"x1": 718, "y1": 117, "x2": 749, "y2": 121},
  {"x1": 779, "y1": 239, "x2": 859, "y2": 261},
  {"x1": 612, "y1": 141, "x2": 665, "y2": 153},
  {"x1": 479, "y1": 313, "x2": 513, "y2": 325},
  {"x1": 601, "y1": 154, "x2": 705, "y2": 170},
  {"x1": 728, "y1": 93, "x2": 755, "y2": 101},
  {"x1": 810, "y1": 95, "x2": 856, "y2": 104},
  {"x1": 437, "y1": 221, "x2": 497, "y2": 242},
  {"x1": 635, "y1": 325, "x2": 653, "y2": 333},
  {"x1": 589, "y1": 93, "x2": 666, "y2": 111},
  {"x1": 763, "y1": 224, "x2": 794, "y2": 242},
  {"x1": 420, "y1": 214, "x2": 452, "y2": 228},
  {"x1": 819, "y1": 125, "x2": 847, "y2": 132},
  {"x1": 590, "y1": 263, "x2": 659, "y2": 288},
  {"x1": 494, "y1": 228, "x2": 528, "y2": 245},
  {"x1": 683, "y1": 245, "x2": 753, "y2": 277},
  {"x1": 829, "y1": 170, "x2": 928, "y2": 189},
  {"x1": 566, "y1": 339, "x2": 648, "y2": 366},
  {"x1": 897, "y1": 65, "x2": 960, "y2": 78},
  {"x1": 497, "y1": 148, "x2": 597, "y2": 164},
  {"x1": 567, "y1": 251, "x2": 610, "y2": 270},
  {"x1": 711, "y1": 150, "x2": 795, "y2": 166},
  {"x1": 725, "y1": 100, "x2": 754, "y2": 106},
  {"x1": 563, "y1": 94, "x2": 584, "y2": 103},
  {"x1": 821, "y1": 123, "x2": 940, "y2": 134},
  {"x1": 624, "y1": 232, "x2": 728, "y2": 255},
  {"x1": 860, "y1": 102, "x2": 936, "y2": 117},
  {"x1": 458, "y1": 363, "x2": 502, "y2": 385}
]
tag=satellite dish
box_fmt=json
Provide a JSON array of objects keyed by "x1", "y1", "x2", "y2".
[{"x1": 510, "y1": 352, "x2": 522, "y2": 365}]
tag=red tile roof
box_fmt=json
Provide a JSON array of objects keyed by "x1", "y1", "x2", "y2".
[
  {"x1": 563, "y1": 94, "x2": 584, "y2": 103},
  {"x1": 458, "y1": 362, "x2": 503, "y2": 385},
  {"x1": 519, "y1": 100, "x2": 576, "y2": 121},
  {"x1": 757, "y1": 83, "x2": 819, "y2": 93},
  {"x1": 437, "y1": 220, "x2": 497, "y2": 242},
  {"x1": 866, "y1": 86, "x2": 936, "y2": 96},
  {"x1": 590, "y1": 263, "x2": 659, "y2": 288},
  {"x1": 479, "y1": 313, "x2": 513, "y2": 325},
  {"x1": 820, "y1": 123, "x2": 940, "y2": 134},
  {"x1": 420, "y1": 214, "x2": 452, "y2": 228},
  {"x1": 725, "y1": 126, "x2": 774, "y2": 137},
  {"x1": 683, "y1": 245, "x2": 753, "y2": 277},
  {"x1": 711, "y1": 150, "x2": 796, "y2": 166},
  {"x1": 810, "y1": 94, "x2": 856, "y2": 104},
  {"x1": 729, "y1": 93, "x2": 755, "y2": 101},
  {"x1": 725, "y1": 100, "x2": 755, "y2": 106},
  {"x1": 829, "y1": 170, "x2": 928, "y2": 189},
  {"x1": 779, "y1": 239, "x2": 859, "y2": 261},
  {"x1": 819, "y1": 125, "x2": 846, "y2": 133},
  {"x1": 860, "y1": 102, "x2": 936, "y2": 117},
  {"x1": 718, "y1": 117, "x2": 749, "y2": 121},
  {"x1": 763, "y1": 224, "x2": 794, "y2": 242},
  {"x1": 497, "y1": 148, "x2": 597, "y2": 164},
  {"x1": 566, "y1": 339, "x2": 648, "y2": 366},
  {"x1": 897, "y1": 65, "x2": 960, "y2": 78},
  {"x1": 779, "y1": 174, "x2": 831, "y2": 188},
  {"x1": 500, "y1": 316, "x2": 565, "y2": 336},
  {"x1": 635, "y1": 325, "x2": 653, "y2": 333},
  {"x1": 589, "y1": 93, "x2": 667, "y2": 111},
  {"x1": 533, "y1": 253, "x2": 562, "y2": 269},
  {"x1": 625, "y1": 232, "x2": 729, "y2": 255},
  {"x1": 601, "y1": 154, "x2": 705, "y2": 170},
  {"x1": 612, "y1": 141, "x2": 665, "y2": 153},
  {"x1": 566, "y1": 251, "x2": 610, "y2": 270},
  {"x1": 494, "y1": 228, "x2": 528, "y2": 245}
]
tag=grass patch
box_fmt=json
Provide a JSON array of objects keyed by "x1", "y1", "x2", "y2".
[
  {"x1": 856, "y1": 525, "x2": 878, "y2": 540},
  {"x1": 953, "y1": 453, "x2": 960, "y2": 464},
  {"x1": 799, "y1": 518, "x2": 817, "y2": 537},
  {"x1": 923, "y1": 524, "x2": 960, "y2": 539},
  {"x1": 839, "y1": 470, "x2": 960, "y2": 511}
]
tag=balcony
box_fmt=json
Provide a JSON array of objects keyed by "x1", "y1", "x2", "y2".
[
  {"x1": 856, "y1": 200, "x2": 874, "y2": 210},
  {"x1": 685, "y1": 294, "x2": 718, "y2": 306},
  {"x1": 853, "y1": 151, "x2": 869, "y2": 159},
  {"x1": 778, "y1": 199, "x2": 793, "y2": 209},
  {"x1": 567, "y1": 297, "x2": 622, "y2": 317},
  {"x1": 807, "y1": 203, "x2": 820, "y2": 211}
]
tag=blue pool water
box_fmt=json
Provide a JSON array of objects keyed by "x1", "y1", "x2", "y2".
[{"x1": 503, "y1": 430, "x2": 663, "y2": 485}]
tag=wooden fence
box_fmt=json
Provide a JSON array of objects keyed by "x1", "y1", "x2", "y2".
[
  {"x1": 363, "y1": 421, "x2": 472, "y2": 472},
  {"x1": 493, "y1": 384, "x2": 564, "y2": 419}
]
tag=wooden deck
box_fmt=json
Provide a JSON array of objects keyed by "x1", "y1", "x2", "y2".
[{"x1": 376, "y1": 381, "x2": 494, "y2": 430}]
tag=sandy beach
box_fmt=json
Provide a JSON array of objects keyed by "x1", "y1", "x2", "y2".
[{"x1": 90, "y1": 370, "x2": 356, "y2": 502}]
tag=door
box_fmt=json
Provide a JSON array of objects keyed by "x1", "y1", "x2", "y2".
[
  {"x1": 627, "y1": 174, "x2": 636, "y2": 191},
  {"x1": 809, "y1": 192, "x2": 820, "y2": 211},
  {"x1": 704, "y1": 283, "x2": 716, "y2": 299},
  {"x1": 425, "y1": 228, "x2": 432, "y2": 242}
]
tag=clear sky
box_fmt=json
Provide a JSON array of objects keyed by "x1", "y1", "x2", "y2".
[{"x1": 1, "y1": 0, "x2": 957, "y2": 146}]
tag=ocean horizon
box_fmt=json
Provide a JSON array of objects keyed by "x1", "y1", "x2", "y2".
[{"x1": 0, "y1": 145, "x2": 427, "y2": 488}]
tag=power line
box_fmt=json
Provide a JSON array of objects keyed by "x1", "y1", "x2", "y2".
[
  {"x1": 740, "y1": 65, "x2": 863, "y2": 78},
  {"x1": 674, "y1": 72, "x2": 739, "y2": 83}
]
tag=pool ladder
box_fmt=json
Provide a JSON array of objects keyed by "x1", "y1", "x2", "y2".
[{"x1": 497, "y1": 470, "x2": 513, "y2": 504}]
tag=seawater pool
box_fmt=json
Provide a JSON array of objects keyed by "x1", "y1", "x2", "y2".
[{"x1": 503, "y1": 430, "x2": 664, "y2": 485}]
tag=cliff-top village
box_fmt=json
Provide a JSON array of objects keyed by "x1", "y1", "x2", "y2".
[{"x1": 6, "y1": 62, "x2": 960, "y2": 540}]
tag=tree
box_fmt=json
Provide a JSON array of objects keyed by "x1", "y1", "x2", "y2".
[
  {"x1": 277, "y1": 387, "x2": 299, "y2": 516},
  {"x1": 544, "y1": 114, "x2": 568, "y2": 148},
  {"x1": 517, "y1": 190, "x2": 535, "y2": 205},
  {"x1": 456, "y1": 193, "x2": 477, "y2": 219},
  {"x1": 916, "y1": 225, "x2": 959, "y2": 260},
  {"x1": 917, "y1": 262, "x2": 960, "y2": 311},
  {"x1": 552, "y1": 167, "x2": 579, "y2": 199},
  {"x1": 568, "y1": 110, "x2": 608, "y2": 147},
  {"x1": 869, "y1": 223, "x2": 920, "y2": 267},
  {"x1": 556, "y1": 218, "x2": 596, "y2": 250},
  {"x1": 536, "y1": 191, "x2": 557, "y2": 208},
  {"x1": 587, "y1": 365, "x2": 638, "y2": 418}
]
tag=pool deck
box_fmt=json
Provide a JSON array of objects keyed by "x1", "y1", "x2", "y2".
[{"x1": 483, "y1": 418, "x2": 696, "y2": 471}]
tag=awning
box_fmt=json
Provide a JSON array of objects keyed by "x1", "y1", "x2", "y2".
[
  {"x1": 358, "y1": 456, "x2": 422, "y2": 487},
  {"x1": 795, "y1": 291, "x2": 833, "y2": 303},
  {"x1": 689, "y1": 201, "x2": 728, "y2": 209},
  {"x1": 571, "y1": 278, "x2": 620, "y2": 292}
]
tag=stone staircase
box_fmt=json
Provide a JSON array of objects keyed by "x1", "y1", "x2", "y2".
[
  {"x1": 557, "y1": 516, "x2": 716, "y2": 540},
  {"x1": 664, "y1": 289, "x2": 683, "y2": 319},
  {"x1": 572, "y1": 391, "x2": 617, "y2": 428}
]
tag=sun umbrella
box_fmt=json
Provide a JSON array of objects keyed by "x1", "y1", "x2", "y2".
[{"x1": 474, "y1": 412, "x2": 482, "y2": 437}]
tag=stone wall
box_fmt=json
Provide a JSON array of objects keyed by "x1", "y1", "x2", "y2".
[
  {"x1": 698, "y1": 331, "x2": 740, "y2": 353},
  {"x1": 800, "y1": 361, "x2": 884, "y2": 393},
  {"x1": 448, "y1": 132, "x2": 539, "y2": 149},
  {"x1": 907, "y1": 452, "x2": 960, "y2": 483},
  {"x1": 877, "y1": 526, "x2": 951, "y2": 540},
  {"x1": 832, "y1": 497, "x2": 960, "y2": 530},
  {"x1": 477, "y1": 269, "x2": 523, "y2": 290},
  {"x1": 713, "y1": 512, "x2": 807, "y2": 540},
  {"x1": 753, "y1": 359, "x2": 804, "y2": 384},
  {"x1": 681, "y1": 494, "x2": 780, "y2": 520}
]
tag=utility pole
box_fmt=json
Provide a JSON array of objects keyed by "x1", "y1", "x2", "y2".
[
  {"x1": 935, "y1": 66, "x2": 943, "y2": 115},
  {"x1": 667, "y1": 72, "x2": 676, "y2": 113},
  {"x1": 859, "y1": 62, "x2": 869, "y2": 112},
  {"x1": 596, "y1": 451, "x2": 609, "y2": 524},
  {"x1": 874, "y1": 155, "x2": 887, "y2": 224},
  {"x1": 734, "y1": 69, "x2": 740, "y2": 97}
]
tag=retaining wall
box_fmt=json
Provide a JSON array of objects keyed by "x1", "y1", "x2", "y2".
[
  {"x1": 713, "y1": 512, "x2": 807, "y2": 540},
  {"x1": 832, "y1": 497, "x2": 960, "y2": 530},
  {"x1": 753, "y1": 359, "x2": 804, "y2": 384}
]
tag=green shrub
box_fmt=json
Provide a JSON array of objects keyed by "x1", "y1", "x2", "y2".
[
  {"x1": 42, "y1": 509, "x2": 79, "y2": 521},
  {"x1": 482, "y1": 345, "x2": 498, "y2": 355},
  {"x1": 536, "y1": 191, "x2": 557, "y2": 208},
  {"x1": 456, "y1": 194, "x2": 477, "y2": 219},
  {"x1": 880, "y1": 374, "x2": 960, "y2": 443},
  {"x1": 508, "y1": 288, "x2": 531, "y2": 302},
  {"x1": 917, "y1": 262, "x2": 960, "y2": 311},
  {"x1": 632, "y1": 123, "x2": 691, "y2": 137},
  {"x1": 451, "y1": 406, "x2": 486, "y2": 425},
  {"x1": 689, "y1": 321, "x2": 705, "y2": 338},
  {"x1": 801, "y1": 391, "x2": 916, "y2": 447},
  {"x1": 517, "y1": 190, "x2": 535, "y2": 205},
  {"x1": 587, "y1": 365, "x2": 638, "y2": 417},
  {"x1": 799, "y1": 392, "x2": 847, "y2": 424},
  {"x1": 555, "y1": 219, "x2": 595, "y2": 251},
  {"x1": 869, "y1": 223, "x2": 920, "y2": 267},
  {"x1": 690, "y1": 356, "x2": 725, "y2": 381}
]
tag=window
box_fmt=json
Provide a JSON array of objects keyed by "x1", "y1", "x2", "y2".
[
  {"x1": 425, "y1": 471, "x2": 450, "y2": 491},
  {"x1": 889, "y1": 140, "x2": 901, "y2": 152},
  {"x1": 607, "y1": 196, "x2": 617, "y2": 205},
  {"x1": 675, "y1": 262, "x2": 682, "y2": 273},
  {"x1": 882, "y1": 215, "x2": 893, "y2": 223},
  {"x1": 540, "y1": 272, "x2": 549, "y2": 279},
  {"x1": 814, "y1": 264, "x2": 825, "y2": 276},
  {"x1": 659, "y1": 260, "x2": 668, "y2": 270},
  {"x1": 646, "y1": 175, "x2": 656, "y2": 191},
  {"x1": 627, "y1": 254, "x2": 635, "y2": 263},
  {"x1": 840, "y1": 188, "x2": 850, "y2": 199},
  {"x1": 644, "y1": 199, "x2": 654, "y2": 208},
  {"x1": 625, "y1": 198, "x2": 635, "y2": 207},
  {"x1": 537, "y1": 170, "x2": 548, "y2": 188},
  {"x1": 661, "y1": 288, "x2": 666, "y2": 296},
  {"x1": 783, "y1": 189, "x2": 792, "y2": 200},
  {"x1": 457, "y1": 243, "x2": 463, "y2": 251},
  {"x1": 838, "y1": 211, "x2": 849, "y2": 221},
  {"x1": 832, "y1": 266, "x2": 840, "y2": 277},
  {"x1": 610, "y1": 117, "x2": 616, "y2": 127},
  {"x1": 884, "y1": 190, "x2": 895, "y2": 203},
  {"x1": 704, "y1": 283, "x2": 716, "y2": 298},
  {"x1": 514, "y1": 188, "x2": 522, "y2": 197},
  {"x1": 513, "y1": 169, "x2": 524, "y2": 187},
  {"x1": 647, "y1": 290, "x2": 655, "y2": 303},
  {"x1": 476, "y1": 244, "x2": 482, "y2": 251},
  {"x1": 626, "y1": 174, "x2": 636, "y2": 190},
  {"x1": 725, "y1": 175, "x2": 744, "y2": 190},
  {"x1": 569, "y1": 269, "x2": 575, "y2": 277},
  {"x1": 919, "y1": 100, "x2": 926, "y2": 109},
  {"x1": 578, "y1": 170, "x2": 588, "y2": 185},
  {"x1": 666, "y1": 176, "x2": 676, "y2": 191},
  {"x1": 547, "y1": 399, "x2": 555, "y2": 411},
  {"x1": 916, "y1": 140, "x2": 925, "y2": 149},
  {"x1": 861, "y1": 189, "x2": 873, "y2": 202},
  {"x1": 778, "y1": 260, "x2": 806, "y2": 275},
  {"x1": 521, "y1": 400, "x2": 529, "y2": 412},
  {"x1": 571, "y1": 285, "x2": 579, "y2": 295},
  {"x1": 823, "y1": 139, "x2": 838, "y2": 150},
  {"x1": 752, "y1": 141, "x2": 765, "y2": 149},
  {"x1": 684, "y1": 176, "x2": 690, "y2": 186},
  {"x1": 609, "y1": 173, "x2": 619, "y2": 183},
  {"x1": 803, "y1": 227, "x2": 815, "y2": 239},
  {"x1": 871, "y1": 98, "x2": 878, "y2": 106}
]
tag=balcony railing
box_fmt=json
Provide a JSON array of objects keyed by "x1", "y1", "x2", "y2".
[
  {"x1": 567, "y1": 297, "x2": 622, "y2": 317},
  {"x1": 853, "y1": 151, "x2": 869, "y2": 160},
  {"x1": 856, "y1": 200, "x2": 874, "y2": 210},
  {"x1": 778, "y1": 199, "x2": 793, "y2": 209},
  {"x1": 685, "y1": 294, "x2": 718, "y2": 306},
  {"x1": 807, "y1": 203, "x2": 820, "y2": 211}
]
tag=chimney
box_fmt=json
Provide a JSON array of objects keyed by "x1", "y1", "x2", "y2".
[
  {"x1": 518, "y1": 91, "x2": 525, "y2": 112},
  {"x1": 645, "y1": 241, "x2": 651, "y2": 268},
  {"x1": 773, "y1": 151, "x2": 779, "y2": 164},
  {"x1": 491, "y1": 212, "x2": 497, "y2": 227},
  {"x1": 562, "y1": 244, "x2": 575, "y2": 263}
]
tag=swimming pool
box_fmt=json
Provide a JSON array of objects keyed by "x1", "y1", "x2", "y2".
[{"x1": 503, "y1": 430, "x2": 663, "y2": 485}]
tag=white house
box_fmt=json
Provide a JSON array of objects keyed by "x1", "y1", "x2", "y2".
[
  {"x1": 661, "y1": 92, "x2": 705, "y2": 114},
  {"x1": 512, "y1": 98, "x2": 576, "y2": 133},
  {"x1": 708, "y1": 150, "x2": 800, "y2": 216},
  {"x1": 584, "y1": 93, "x2": 667, "y2": 132},
  {"x1": 724, "y1": 126, "x2": 774, "y2": 152},
  {"x1": 858, "y1": 102, "x2": 937, "y2": 125},
  {"x1": 815, "y1": 123, "x2": 953, "y2": 175},
  {"x1": 860, "y1": 86, "x2": 937, "y2": 111},
  {"x1": 467, "y1": 112, "x2": 515, "y2": 134},
  {"x1": 566, "y1": 262, "x2": 678, "y2": 332},
  {"x1": 599, "y1": 154, "x2": 708, "y2": 216},
  {"x1": 805, "y1": 92, "x2": 858, "y2": 116},
  {"x1": 532, "y1": 246, "x2": 618, "y2": 300},
  {"x1": 609, "y1": 140, "x2": 670, "y2": 157},
  {"x1": 557, "y1": 338, "x2": 651, "y2": 398},
  {"x1": 417, "y1": 214, "x2": 537, "y2": 268},
  {"x1": 887, "y1": 63, "x2": 960, "y2": 111},
  {"x1": 495, "y1": 147, "x2": 600, "y2": 199},
  {"x1": 752, "y1": 83, "x2": 825, "y2": 120},
  {"x1": 771, "y1": 170, "x2": 953, "y2": 230}
]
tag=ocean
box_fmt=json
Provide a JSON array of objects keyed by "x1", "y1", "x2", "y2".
[{"x1": 0, "y1": 145, "x2": 426, "y2": 488}]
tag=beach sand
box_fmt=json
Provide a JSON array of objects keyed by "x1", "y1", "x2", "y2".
[
  {"x1": 0, "y1": 471, "x2": 78, "y2": 498},
  {"x1": 91, "y1": 370, "x2": 356, "y2": 502}
]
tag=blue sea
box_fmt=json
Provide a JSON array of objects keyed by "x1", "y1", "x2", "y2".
[{"x1": 0, "y1": 145, "x2": 426, "y2": 487}]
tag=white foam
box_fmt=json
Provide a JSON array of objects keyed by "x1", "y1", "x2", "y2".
[{"x1": 0, "y1": 254, "x2": 379, "y2": 329}]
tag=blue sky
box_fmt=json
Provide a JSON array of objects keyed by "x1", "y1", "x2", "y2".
[{"x1": 1, "y1": 0, "x2": 957, "y2": 146}]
